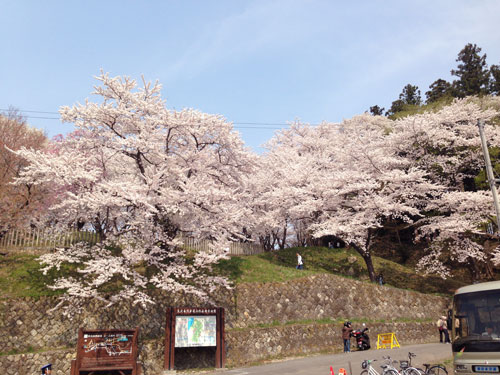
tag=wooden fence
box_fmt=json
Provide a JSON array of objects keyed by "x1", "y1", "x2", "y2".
[
  {"x1": 179, "y1": 236, "x2": 264, "y2": 256},
  {"x1": 0, "y1": 229, "x2": 265, "y2": 256},
  {"x1": 0, "y1": 229, "x2": 99, "y2": 251}
]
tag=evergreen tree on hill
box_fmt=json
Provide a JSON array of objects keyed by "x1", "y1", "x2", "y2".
[
  {"x1": 399, "y1": 84, "x2": 422, "y2": 105},
  {"x1": 386, "y1": 84, "x2": 421, "y2": 116},
  {"x1": 426, "y1": 79, "x2": 452, "y2": 103},
  {"x1": 451, "y1": 43, "x2": 490, "y2": 97},
  {"x1": 369, "y1": 105, "x2": 385, "y2": 116},
  {"x1": 490, "y1": 64, "x2": 500, "y2": 96}
]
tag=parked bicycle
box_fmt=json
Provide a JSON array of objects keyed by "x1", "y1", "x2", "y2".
[
  {"x1": 381, "y1": 356, "x2": 403, "y2": 375},
  {"x1": 361, "y1": 359, "x2": 382, "y2": 375},
  {"x1": 422, "y1": 362, "x2": 448, "y2": 375},
  {"x1": 361, "y1": 359, "x2": 398, "y2": 375},
  {"x1": 399, "y1": 352, "x2": 424, "y2": 375},
  {"x1": 400, "y1": 352, "x2": 448, "y2": 375}
]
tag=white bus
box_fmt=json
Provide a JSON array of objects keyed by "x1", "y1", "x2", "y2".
[{"x1": 453, "y1": 281, "x2": 500, "y2": 374}]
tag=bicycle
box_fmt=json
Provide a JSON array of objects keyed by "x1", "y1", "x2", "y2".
[
  {"x1": 400, "y1": 352, "x2": 448, "y2": 375},
  {"x1": 422, "y1": 362, "x2": 448, "y2": 375},
  {"x1": 399, "y1": 352, "x2": 424, "y2": 375},
  {"x1": 360, "y1": 359, "x2": 399, "y2": 375},
  {"x1": 381, "y1": 356, "x2": 403, "y2": 375}
]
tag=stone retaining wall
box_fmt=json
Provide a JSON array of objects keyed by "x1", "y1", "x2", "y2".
[
  {"x1": 234, "y1": 274, "x2": 449, "y2": 327},
  {"x1": 0, "y1": 273, "x2": 450, "y2": 373},
  {"x1": 0, "y1": 290, "x2": 234, "y2": 353},
  {"x1": 226, "y1": 321, "x2": 438, "y2": 366},
  {"x1": 0, "y1": 321, "x2": 440, "y2": 375}
]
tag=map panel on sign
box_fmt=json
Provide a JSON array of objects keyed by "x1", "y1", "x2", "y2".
[
  {"x1": 82, "y1": 331, "x2": 134, "y2": 357},
  {"x1": 175, "y1": 315, "x2": 217, "y2": 347}
]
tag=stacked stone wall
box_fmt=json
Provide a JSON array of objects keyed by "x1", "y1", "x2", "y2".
[
  {"x1": 0, "y1": 289, "x2": 234, "y2": 353},
  {"x1": 0, "y1": 274, "x2": 450, "y2": 374},
  {"x1": 234, "y1": 274, "x2": 448, "y2": 327},
  {"x1": 0, "y1": 321, "x2": 440, "y2": 374},
  {"x1": 227, "y1": 321, "x2": 438, "y2": 366}
]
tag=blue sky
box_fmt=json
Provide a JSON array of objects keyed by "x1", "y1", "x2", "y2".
[{"x1": 1, "y1": 0, "x2": 500, "y2": 151}]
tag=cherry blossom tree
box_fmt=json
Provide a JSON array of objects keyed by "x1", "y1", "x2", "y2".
[
  {"x1": 254, "y1": 98, "x2": 500, "y2": 282},
  {"x1": 389, "y1": 97, "x2": 500, "y2": 189},
  {"x1": 306, "y1": 115, "x2": 444, "y2": 281},
  {"x1": 252, "y1": 115, "x2": 443, "y2": 281},
  {"x1": 0, "y1": 110, "x2": 48, "y2": 233},
  {"x1": 248, "y1": 123, "x2": 331, "y2": 250},
  {"x1": 14, "y1": 73, "x2": 255, "y2": 311},
  {"x1": 390, "y1": 98, "x2": 500, "y2": 280}
]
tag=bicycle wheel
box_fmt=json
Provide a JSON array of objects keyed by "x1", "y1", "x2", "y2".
[
  {"x1": 427, "y1": 365, "x2": 448, "y2": 375},
  {"x1": 383, "y1": 369, "x2": 400, "y2": 375},
  {"x1": 405, "y1": 368, "x2": 424, "y2": 375}
]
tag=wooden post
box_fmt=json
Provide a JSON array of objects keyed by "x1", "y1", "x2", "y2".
[
  {"x1": 170, "y1": 308, "x2": 176, "y2": 370},
  {"x1": 164, "y1": 307, "x2": 174, "y2": 371},
  {"x1": 219, "y1": 307, "x2": 226, "y2": 367},
  {"x1": 216, "y1": 308, "x2": 221, "y2": 368}
]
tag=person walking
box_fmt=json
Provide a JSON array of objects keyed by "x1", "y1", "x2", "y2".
[
  {"x1": 437, "y1": 315, "x2": 450, "y2": 343},
  {"x1": 296, "y1": 253, "x2": 304, "y2": 270},
  {"x1": 342, "y1": 321, "x2": 353, "y2": 353}
]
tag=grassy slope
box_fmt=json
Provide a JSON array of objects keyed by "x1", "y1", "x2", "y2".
[
  {"x1": 217, "y1": 246, "x2": 465, "y2": 295},
  {"x1": 0, "y1": 254, "x2": 62, "y2": 298},
  {"x1": 0, "y1": 245, "x2": 465, "y2": 299}
]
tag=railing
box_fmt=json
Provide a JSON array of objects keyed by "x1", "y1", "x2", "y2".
[
  {"x1": 0, "y1": 229, "x2": 265, "y2": 256},
  {"x1": 0, "y1": 229, "x2": 99, "y2": 251},
  {"x1": 179, "y1": 236, "x2": 264, "y2": 256}
]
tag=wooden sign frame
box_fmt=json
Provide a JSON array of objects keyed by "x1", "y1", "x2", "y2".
[
  {"x1": 164, "y1": 307, "x2": 225, "y2": 370},
  {"x1": 70, "y1": 327, "x2": 140, "y2": 375}
]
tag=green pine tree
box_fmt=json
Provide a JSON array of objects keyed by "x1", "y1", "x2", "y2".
[
  {"x1": 451, "y1": 43, "x2": 490, "y2": 97},
  {"x1": 426, "y1": 79, "x2": 452, "y2": 103},
  {"x1": 386, "y1": 84, "x2": 421, "y2": 116},
  {"x1": 490, "y1": 64, "x2": 500, "y2": 96},
  {"x1": 369, "y1": 105, "x2": 385, "y2": 116},
  {"x1": 399, "y1": 84, "x2": 422, "y2": 105}
]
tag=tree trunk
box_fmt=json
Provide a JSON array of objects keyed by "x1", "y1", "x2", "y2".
[
  {"x1": 467, "y1": 258, "x2": 481, "y2": 283},
  {"x1": 259, "y1": 234, "x2": 275, "y2": 252},
  {"x1": 395, "y1": 228, "x2": 402, "y2": 245},
  {"x1": 350, "y1": 242, "x2": 377, "y2": 282},
  {"x1": 279, "y1": 226, "x2": 287, "y2": 250},
  {"x1": 363, "y1": 251, "x2": 377, "y2": 282}
]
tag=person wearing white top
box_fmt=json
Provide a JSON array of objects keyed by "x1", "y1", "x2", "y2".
[
  {"x1": 296, "y1": 253, "x2": 303, "y2": 270},
  {"x1": 482, "y1": 326, "x2": 499, "y2": 339}
]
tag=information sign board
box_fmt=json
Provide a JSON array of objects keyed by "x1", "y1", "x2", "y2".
[
  {"x1": 175, "y1": 315, "x2": 217, "y2": 347},
  {"x1": 70, "y1": 328, "x2": 140, "y2": 375},
  {"x1": 164, "y1": 307, "x2": 225, "y2": 370}
]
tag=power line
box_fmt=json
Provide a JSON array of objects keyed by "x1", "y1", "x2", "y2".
[
  {"x1": 0, "y1": 107, "x2": 307, "y2": 130},
  {"x1": 0, "y1": 109, "x2": 59, "y2": 115},
  {"x1": 12, "y1": 116, "x2": 285, "y2": 129}
]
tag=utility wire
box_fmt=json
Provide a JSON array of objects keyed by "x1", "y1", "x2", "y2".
[{"x1": 0, "y1": 108, "x2": 312, "y2": 130}]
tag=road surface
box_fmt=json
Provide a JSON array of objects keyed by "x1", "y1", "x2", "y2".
[{"x1": 200, "y1": 343, "x2": 452, "y2": 375}]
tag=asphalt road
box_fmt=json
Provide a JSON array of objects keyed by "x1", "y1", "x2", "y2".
[{"x1": 200, "y1": 343, "x2": 453, "y2": 375}]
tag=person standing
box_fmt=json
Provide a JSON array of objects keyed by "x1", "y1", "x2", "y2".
[
  {"x1": 377, "y1": 273, "x2": 384, "y2": 286},
  {"x1": 342, "y1": 321, "x2": 353, "y2": 352},
  {"x1": 437, "y1": 315, "x2": 450, "y2": 343},
  {"x1": 296, "y1": 253, "x2": 304, "y2": 270}
]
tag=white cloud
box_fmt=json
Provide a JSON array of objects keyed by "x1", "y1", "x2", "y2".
[{"x1": 162, "y1": 0, "x2": 328, "y2": 80}]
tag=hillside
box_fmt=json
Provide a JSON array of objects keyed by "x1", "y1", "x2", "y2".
[
  {"x1": 216, "y1": 246, "x2": 465, "y2": 295},
  {"x1": 0, "y1": 246, "x2": 465, "y2": 299}
]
